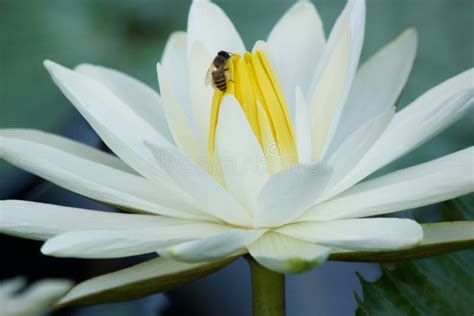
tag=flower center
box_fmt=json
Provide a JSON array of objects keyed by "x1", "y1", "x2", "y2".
[{"x1": 208, "y1": 50, "x2": 298, "y2": 173}]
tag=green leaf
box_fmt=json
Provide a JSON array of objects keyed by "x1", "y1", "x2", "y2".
[
  {"x1": 56, "y1": 256, "x2": 236, "y2": 307},
  {"x1": 355, "y1": 194, "x2": 474, "y2": 315}
]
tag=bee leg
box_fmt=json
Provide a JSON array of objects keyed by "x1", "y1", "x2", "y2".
[{"x1": 225, "y1": 71, "x2": 233, "y2": 82}]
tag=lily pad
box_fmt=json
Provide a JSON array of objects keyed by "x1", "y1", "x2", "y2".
[{"x1": 355, "y1": 194, "x2": 474, "y2": 315}]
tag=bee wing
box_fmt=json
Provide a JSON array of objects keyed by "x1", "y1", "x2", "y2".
[{"x1": 205, "y1": 64, "x2": 216, "y2": 86}]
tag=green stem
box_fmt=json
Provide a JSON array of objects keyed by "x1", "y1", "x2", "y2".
[{"x1": 246, "y1": 256, "x2": 286, "y2": 316}]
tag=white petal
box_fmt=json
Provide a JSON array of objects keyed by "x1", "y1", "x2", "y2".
[
  {"x1": 216, "y1": 96, "x2": 269, "y2": 214},
  {"x1": 325, "y1": 28, "x2": 417, "y2": 157},
  {"x1": 330, "y1": 221, "x2": 474, "y2": 261},
  {"x1": 294, "y1": 87, "x2": 312, "y2": 164},
  {"x1": 307, "y1": 0, "x2": 365, "y2": 160},
  {"x1": 43, "y1": 60, "x2": 176, "y2": 186},
  {"x1": 16, "y1": 279, "x2": 73, "y2": 302},
  {"x1": 41, "y1": 223, "x2": 230, "y2": 258},
  {"x1": 2, "y1": 279, "x2": 73, "y2": 315},
  {"x1": 0, "y1": 200, "x2": 181, "y2": 241},
  {"x1": 188, "y1": 41, "x2": 215, "y2": 149},
  {"x1": 0, "y1": 277, "x2": 27, "y2": 296},
  {"x1": 330, "y1": 69, "x2": 474, "y2": 197},
  {"x1": 187, "y1": 0, "x2": 245, "y2": 57},
  {"x1": 162, "y1": 229, "x2": 264, "y2": 262},
  {"x1": 161, "y1": 31, "x2": 193, "y2": 120},
  {"x1": 256, "y1": 164, "x2": 333, "y2": 227},
  {"x1": 302, "y1": 147, "x2": 474, "y2": 221},
  {"x1": 278, "y1": 218, "x2": 423, "y2": 251},
  {"x1": 144, "y1": 144, "x2": 252, "y2": 227},
  {"x1": 248, "y1": 232, "x2": 330, "y2": 274},
  {"x1": 323, "y1": 109, "x2": 394, "y2": 190},
  {"x1": 267, "y1": 1, "x2": 325, "y2": 117},
  {"x1": 157, "y1": 63, "x2": 202, "y2": 160},
  {"x1": 0, "y1": 129, "x2": 205, "y2": 219},
  {"x1": 75, "y1": 63, "x2": 174, "y2": 143}
]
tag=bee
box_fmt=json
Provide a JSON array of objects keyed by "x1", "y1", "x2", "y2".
[{"x1": 205, "y1": 50, "x2": 232, "y2": 92}]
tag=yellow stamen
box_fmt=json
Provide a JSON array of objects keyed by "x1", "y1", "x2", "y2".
[{"x1": 208, "y1": 50, "x2": 298, "y2": 172}]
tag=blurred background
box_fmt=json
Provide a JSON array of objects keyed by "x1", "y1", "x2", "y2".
[{"x1": 0, "y1": 0, "x2": 472, "y2": 315}]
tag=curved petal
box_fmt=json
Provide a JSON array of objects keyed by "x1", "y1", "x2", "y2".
[
  {"x1": 2, "y1": 279, "x2": 72, "y2": 316},
  {"x1": 248, "y1": 232, "x2": 330, "y2": 274},
  {"x1": 256, "y1": 163, "x2": 333, "y2": 227},
  {"x1": 330, "y1": 221, "x2": 474, "y2": 262},
  {"x1": 307, "y1": 0, "x2": 365, "y2": 160},
  {"x1": 162, "y1": 229, "x2": 264, "y2": 262},
  {"x1": 330, "y1": 69, "x2": 474, "y2": 197},
  {"x1": 325, "y1": 28, "x2": 417, "y2": 157},
  {"x1": 157, "y1": 63, "x2": 202, "y2": 161},
  {"x1": 189, "y1": 41, "x2": 215, "y2": 148},
  {"x1": 278, "y1": 218, "x2": 423, "y2": 251},
  {"x1": 43, "y1": 60, "x2": 177, "y2": 187},
  {"x1": 0, "y1": 200, "x2": 180, "y2": 241},
  {"x1": 187, "y1": 0, "x2": 245, "y2": 57},
  {"x1": 161, "y1": 31, "x2": 193, "y2": 120},
  {"x1": 267, "y1": 1, "x2": 325, "y2": 116},
  {"x1": 144, "y1": 143, "x2": 252, "y2": 227},
  {"x1": 323, "y1": 108, "x2": 394, "y2": 191},
  {"x1": 294, "y1": 87, "x2": 312, "y2": 164},
  {"x1": 0, "y1": 277, "x2": 27, "y2": 296},
  {"x1": 302, "y1": 147, "x2": 474, "y2": 221},
  {"x1": 0, "y1": 129, "x2": 205, "y2": 219},
  {"x1": 216, "y1": 96, "x2": 269, "y2": 214},
  {"x1": 41, "y1": 223, "x2": 230, "y2": 258},
  {"x1": 75, "y1": 64, "x2": 174, "y2": 143}
]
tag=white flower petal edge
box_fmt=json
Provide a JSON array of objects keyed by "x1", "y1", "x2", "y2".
[
  {"x1": 247, "y1": 232, "x2": 330, "y2": 274},
  {"x1": 43, "y1": 60, "x2": 176, "y2": 186},
  {"x1": 1, "y1": 278, "x2": 73, "y2": 316},
  {"x1": 157, "y1": 63, "x2": 202, "y2": 161},
  {"x1": 0, "y1": 277, "x2": 26, "y2": 296},
  {"x1": 301, "y1": 147, "x2": 474, "y2": 221},
  {"x1": 0, "y1": 200, "x2": 181, "y2": 240},
  {"x1": 308, "y1": 0, "x2": 365, "y2": 160},
  {"x1": 256, "y1": 164, "x2": 332, "y2": 228},
  {"x1": 144, "y1": 143, "x2": 253, "y2": 226},
  {"x1": 216, "y1": 96, "x2": 269, "y2": 214},
  {"x1": 187, "y1": 0, "x2": 245, "y2": 57},
  {"x1": 325, "y1": 28, "x2": 417, "y2": 158},
  {"x1": 41, "y1": 223, "x2": 230, "y2": 259},
  {"x1": 294, "y1": 86, "x2": 312, "y2": 164},
  {"x1": 278, "y1": 218, "x2": 423, "y2": 251},
  {"x1": 162, "y1": 229, "x2": 265, "y2": 262},
  {"x1": 324, "y1": 109, "x2": 394, "y2": 188},
  {"x1": 329, "y1": 69, "x2": 474, "y2": 197},
  {"x1": 267, "y1": 1, "x2": 325, "y2": 117},
  {"x1": 161, "y1": 31, "x2": 193, "y2": 121},
  {"x1": 188, "y1": 41, "x2": 215, "y2": 149},
  {"x1": 0, "y1": 129, "x2": 206, "y2": 220},
  {"x1": 75, "y1": 63, "x2": 174, "y2": 143}
]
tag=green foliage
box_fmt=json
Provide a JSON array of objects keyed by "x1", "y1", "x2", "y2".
[{"x1": 355, "y1": 194, "x2": 474, "y2": 315}]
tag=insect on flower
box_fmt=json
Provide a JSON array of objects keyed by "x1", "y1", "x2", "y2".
[
  {"x1": 0, "y1": 0, "x2": 472, "y2": 297},
  {"x1": 205, "y1": 50, "x2": 233, "y2": 92}
]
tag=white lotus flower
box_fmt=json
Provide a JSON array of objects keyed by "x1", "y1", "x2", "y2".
[
  {"x1": 0, "y1": 277, "x2": 72, "y2": 316},
  {"x1": 1, "y1": 0, "x2": 473, "y2": 274}
]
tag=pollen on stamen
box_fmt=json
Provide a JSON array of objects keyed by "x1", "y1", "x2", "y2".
[{"x1": 207, "y1": 49, "x2": 298, "y2": 173}]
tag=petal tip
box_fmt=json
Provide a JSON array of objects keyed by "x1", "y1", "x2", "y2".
[
  {"x1": 40, "y1": 241, "x2": 54, "y2": 256},
  {"x1": 43, "y1": 59, "x2": 56, "y2": 71}
]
